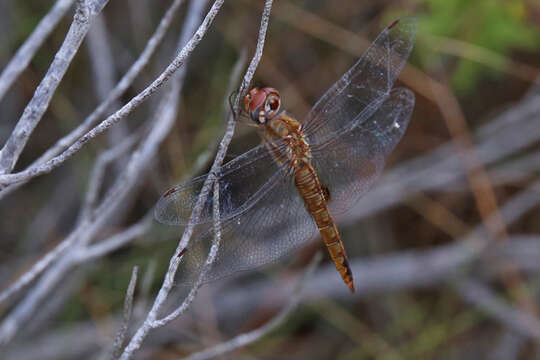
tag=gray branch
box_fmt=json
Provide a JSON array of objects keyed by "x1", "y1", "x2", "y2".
[
  {"x1": 0, "y1": 0, "x2": 110, "y2": 174},
  {"x1": 0, "y1": 0, "x2": 76, "y2": 101},
  {"x1": 108, "y1": 266, "x2": 138, "y2": 360},
  {"x1": 0, "y1": 0, "x2": 216, "y2": 306},
  {"x1": 0, "y1": 0, "x2": 202, "y2": 340},
  {"x1": 0, "y1": 0, "x2": 213, "y2": 187},
  {"x1": 117, "y1": 1, "x2": 226, "y2": 357},
  {"x1": 118, "y1": 1, "x2": 275, "y2": 357},
  {"x1": 0, "y1": 0, "x2": 184, "y2": 200},
  {"x1": 181, "y1": 252, "x2": 322, "y2": 360},
  {"x1": 1, "y1": 2, "x2": 539, "y2": 358},
  {"x1": 5, "y1": 236, "x2": 540, "y2": 359}
]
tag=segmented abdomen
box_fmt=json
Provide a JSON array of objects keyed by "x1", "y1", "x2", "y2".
[{"x1": 294, "y1": 162, "x2": 355, "y2": 292}]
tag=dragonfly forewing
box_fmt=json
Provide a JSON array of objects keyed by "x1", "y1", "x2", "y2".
[
  {"x1": 304, "y1": 18, "x2": 417, "y2": 145},
  {"x1": 155, "y1": 141, "x2": 290, "y2": 226}
]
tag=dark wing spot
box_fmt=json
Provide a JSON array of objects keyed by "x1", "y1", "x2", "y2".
[
  {"x1": 388, "y1": 19, "x2": 400, "y2": 29},
  {"x1": 177, "y1": 248, "x2": 187, "y2": 257},
  {"x1": 163, "y1": 188, "x2": 177, "y2": 198}
]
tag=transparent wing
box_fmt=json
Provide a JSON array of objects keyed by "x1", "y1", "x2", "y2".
[
  {"x1": 154, "y1": 141, "x2": 289, "y2": 226},
  {"x1": 303, "y1": 18, "x2": 417, "y2": 145},
  {"x1": 311, "y1": 88, "x2": 415, "y2": 216},
  {"x1": 174, "y1": 175, "x2": 319, "y2": 285},
  {"x1": 156, "y1": 19, "x2": 417, "y2": 284},
  {"x1": 173, "y1": 90, "x2": 414, "y2": 285}
]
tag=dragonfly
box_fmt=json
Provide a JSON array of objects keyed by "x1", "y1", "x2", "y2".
[{"x1": 155, "y1": 18, "x2": 417, "y2": 292}]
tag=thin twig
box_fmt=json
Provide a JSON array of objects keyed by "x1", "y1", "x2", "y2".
[
  {"x1": 181, "y1": 252, "x2": 322, "y2": 360},
  {"x1": 0, "y1": 0, "x2": 216, "y2": 306},
  {"x1": 109, "y1": 267, "x2": 139, "y2": 360},
  {"x1": 117, "y1": 1, "x2": 222, "y2": 357},
  {"x1": 0, "y1": 0, "x2": 218, "y2": 187},
  {"x1": 79, "y1": 134, "x2": 139, "y2": 220},
  {"x1": 133, "y1": 261, "x2": 156, "y2": 322},
  {"x1": 0, "y1": 0, "x2": 110, "y2": 174},
  {"x1": 0, "y1": 221, "x2": 89, "y2": 304},
  {"x1": 77, "y1": 214, "x2": 152, "y2": 262},
  {"x1": 235, "y1": 0, "x2": 275, "y2": 110},
  {"x1": 0, "y1": 0, "x2": 185, "y2": 200},
  {"x1": 86, "y1": 13, "x2": 130, "y2": 158},
  {"x1": 5, "y1": 236, "x2": 540, "y2": 359},
  {"x1": 36, "y1": 0, "x2": 185, "y2": 166},
  {"x1": 0, "y1": 0, "x2": 76, "y2": 101},
  {"x1": 153, "y1": 179, "x2": 222, "y2": 326},
  {"x1": 0, "y1": 0, "x2": 195, "y2": 338},
  {"x1": 118, "y1": 1, "x2": 273, "y2": 357}
]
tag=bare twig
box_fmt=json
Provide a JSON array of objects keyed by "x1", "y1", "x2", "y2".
[
  {"x1": 118, "y1": 1, "x2": 273, "y2": 357},
  {"x1": 115, "y1": 0, "x2": 223, "y2": 357},
  {"x1": 0, "y1": 0, "x2": 195, "y2": 338},
  {"x1": 109, "y1": 267, "x2": 139, "y2": 360},
  {"x1": 0, "y1": 135, "x2": 139, "y2": 305},
  {"x1": 0, "y1": 222, "x2": 88, "y2": 304},
  {"x1": 34, "y1": 0, "x2": 185, "y2": 165},
  {"x1": 77, "y1": 214, "x2": 152, "y2": 262},
  {"x1": 0, "y1": 0, "x2": 76, "y2": 101},
  {"x1": 0, "y1": 0, "x2": 217, "y2": 187},
  {"x1": 181, "y1": 252, "x2": 322, "y2": 360},
  {"x1": 0, "y1": 0, "x2": 185, "y2": 200},
  {"x1": 0, "y1": 0, "x2": 217, "y2": 306},
  {"x1": 5, "y1": 236, "x2": 540, "y2": 359},
  {"x1": 86, "y1": 13, "x2": 130, "y2": 156},
  {"x1": 133, "y1": 261, "x2": 156, "y2": 322},
  {"x1": 235, "y1": 0, "x2": 275, "y2": 110},
  {"x1": 79, "y1": 134, "x2": 139, "y2": 220},
  {"x1": 0, "y1": 0, "x2": 110, "y2": 174},
  {"x1": 153, "y1": 179, "x2": 223, "y2": 327}
]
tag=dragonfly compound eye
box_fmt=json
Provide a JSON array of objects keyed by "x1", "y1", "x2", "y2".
[{"x1": 264, "y1": 94, "x2": 280, "y2": 118}]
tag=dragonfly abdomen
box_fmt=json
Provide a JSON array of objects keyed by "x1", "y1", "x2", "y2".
[{"x1": 294, "y1": 162, "x2": 355, "y2": 293}]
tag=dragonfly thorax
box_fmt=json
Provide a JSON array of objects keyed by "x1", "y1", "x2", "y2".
[{"x1": 262, "y1": 113, "x2": 312, "y2": 167}]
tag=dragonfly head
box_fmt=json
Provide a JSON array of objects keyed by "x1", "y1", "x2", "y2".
[{"x1": 244, "y1": 87, "x2": 281, "y2": 124}]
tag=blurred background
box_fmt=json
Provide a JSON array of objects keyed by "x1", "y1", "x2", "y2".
[{"x1": 1, "y1": 0, "x2": 540, "y2": 359}]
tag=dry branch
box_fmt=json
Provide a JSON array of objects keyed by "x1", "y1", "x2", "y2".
[{"x1": 0, "y1": 0, "x2": 110, "y2": 174}]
